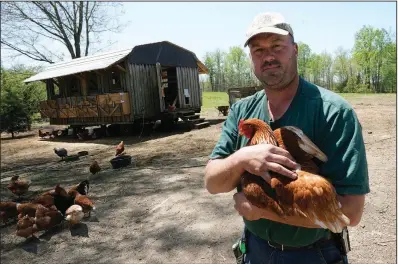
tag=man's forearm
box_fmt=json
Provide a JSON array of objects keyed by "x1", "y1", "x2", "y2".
[
  {"x1": 336, "y1": 194, "x2": 365, "y2": 226},
  {"x1": 204, "y1": 154, "x2": 244, "y2": 194}
]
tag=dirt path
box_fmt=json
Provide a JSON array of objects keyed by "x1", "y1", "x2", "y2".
[{"x1": 0, "y1": 95, "x2": 396, "y2": 264}]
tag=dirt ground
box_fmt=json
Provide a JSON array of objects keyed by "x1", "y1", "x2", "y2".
[{"x1": 0, "y1": 95, "x2": 396, "y2": 264}]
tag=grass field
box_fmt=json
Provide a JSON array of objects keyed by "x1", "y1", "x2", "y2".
[
  {"x1": 202, "y1": 91, "x2": 229, "y2": 109},
  {"x1": 202, "y1": 91, "x2": 396, "y2": 109}
]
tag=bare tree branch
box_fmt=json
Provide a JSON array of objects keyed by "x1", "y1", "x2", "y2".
[
  {"x1": 47, "y1": 1, "x2": 76, "y2": 58},
  {"x1": 1, "y1": 40, "x2": 54, "y2": 63},
  {"x1": 1, "y1": 1, "x2": 127, "y2": 66},
  {"x1": 56, "y1": 2, "x2": 75, "y2": 31},
  {"x1": 13, "y1": 3, "x2": 64, "y2": 39},
  {"x1": 84, "y1": 2, "x2": 90, "y2": 56}
]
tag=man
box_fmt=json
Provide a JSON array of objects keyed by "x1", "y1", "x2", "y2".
[{"x1": 204, "y1": 12, "x2": 370, "y2": 264}]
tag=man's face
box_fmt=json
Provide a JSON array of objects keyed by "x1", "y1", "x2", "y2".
[{"x1": 248, "y1": 33, "x2": 298, "y2": 90}]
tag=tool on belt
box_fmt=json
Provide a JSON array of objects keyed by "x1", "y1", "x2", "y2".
[
  {"x1": 232, "y1": 227, "x2": 247, "y2": 264},
  {"x1": 333, "y1": 226, "x2": 352, "y2": 256}
]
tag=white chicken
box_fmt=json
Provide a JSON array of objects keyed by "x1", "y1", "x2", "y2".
[{"x1": 65, "y1": 204, "x2": 84, "y2": 227}]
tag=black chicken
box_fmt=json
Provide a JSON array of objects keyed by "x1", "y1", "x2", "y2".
[{"x1": 54, "y1": 148, "x2": 68, "y2": 160}]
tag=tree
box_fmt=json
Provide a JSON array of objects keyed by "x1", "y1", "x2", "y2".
[
  {"x1": 332, "y1": 47, "x2": 350, "y2": 91},
  {"x1": 319, "y1": 51, "x2": 333, "y2": 89},
  {"x1": 225, "y1": 46, "x2": 247, "y2": 87},
  {"x1": 0, "y1": 66, "x2": 46, "y2": 130},
  {"x1": 353, "y1": 25, "x2": 396, "y2": 92},
  {"x1": 203, "y1": 52, "x2": 216, "y2": 91},
  {"x1": 1, "y1": 2, "x2": 126, "y2": 64},
  {"x1": 202, "y1": 47, "x2": 259, "y2": 91},
  {"x1": 213, "y1": 49, "x2": 226, "y2": 91},
  {"x1": 297, "y1": 42, "x2": 312, "y2": 79},
  {"x1": 0, "y1": 87, "x2": 29, "y2": 138},
  {"x1": 380, "y1": 41, "x2": 397, "y2": 92}
]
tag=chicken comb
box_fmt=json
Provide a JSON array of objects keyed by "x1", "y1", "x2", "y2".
[{"x1": 238, "y1": 119, "x2": 246, "y2": 131}]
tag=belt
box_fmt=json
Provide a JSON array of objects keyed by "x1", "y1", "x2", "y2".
[{"x1": 267, "y1": 235, "x2": 333, "y2": 251}]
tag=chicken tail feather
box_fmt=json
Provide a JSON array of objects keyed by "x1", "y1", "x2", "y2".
[{"x1": 314, "y1": 212, "x2": 350, "y2": 233}]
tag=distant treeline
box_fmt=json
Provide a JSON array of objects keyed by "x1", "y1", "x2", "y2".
[{"x1": 201, "y1": 25, "x2": 396, "y2": 93}]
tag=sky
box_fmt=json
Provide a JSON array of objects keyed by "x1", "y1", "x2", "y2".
[{"x1": 1, "y1": 1, "x2": 396, "y2": 69}]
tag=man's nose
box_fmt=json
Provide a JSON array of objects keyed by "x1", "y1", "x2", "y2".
[{"x1": 261, "y1": 50, "x2": 277, "y2": 63}]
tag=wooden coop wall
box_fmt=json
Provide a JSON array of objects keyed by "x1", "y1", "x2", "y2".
[
  {"x1": 125, "y1": 63, "x2": 160, "y2": 119},
  {"x1": 176, "y1": 67, "x2": 202, "y2": 109},
  {"x1": 40, "y1": 92, "x2": 132, "y2": 125}
]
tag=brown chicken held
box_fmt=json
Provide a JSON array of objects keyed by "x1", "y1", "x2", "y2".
[{"x1": 238, "y1": 118, "x2": 350, "y2": 233}]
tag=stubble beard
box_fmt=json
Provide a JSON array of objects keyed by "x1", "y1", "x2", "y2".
[{"x1": 255, "y1": 58, "x2": 298, "y2": 91}]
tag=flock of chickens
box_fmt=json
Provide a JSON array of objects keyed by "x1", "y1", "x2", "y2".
[
  {"x1": 238, "y1": 118, "x2": 350, "y2": 233},
  {"x1": 0, "y1": 140, "x2": 126, "y2": 240}
]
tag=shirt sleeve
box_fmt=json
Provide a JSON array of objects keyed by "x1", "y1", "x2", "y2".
[
  {"x1": 318, "y1": 107, "x2": 370, "y2": 195},
  {"x1": 209, "y1": 104, "x2": 240, "y2": 160}
]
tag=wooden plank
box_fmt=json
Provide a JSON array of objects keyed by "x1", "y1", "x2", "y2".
[
  {"x1": 67, "y1": 107, "x2": 78, "y2": 118},
  {"x1": 39, "y1": 110, "x2": 50, "y2": 118},
  {"x1": 194, "y1": 121, "x2": 210, "y2": 129},
  {"x1": 81, "y1": 72, "x2": 88, "y2": 96},
  {"x1": 176, "y1": 67, "x2": 183, "y2": 108},
  {"x1": 156, "y1": 63, "x2": 165, "y2": 112},
  {"x1": 120, "y1": 92, "x2": 130, "y2": 114},
  {"x1": 74, "y1": 73, "x2": 84, "y2": 81},
  {"x1": 58, "y1": 108, "x2": 68, "y2": 118},
  {"x1": 109, "y1": 104, "x2": 121, "y2": 116},
  {"x1": 116, "y1": 64, "x2": 127, "y2": 72}
]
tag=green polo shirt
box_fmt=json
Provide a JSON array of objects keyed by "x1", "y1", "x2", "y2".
[{"x1": 209, "y1": 77, "x2": 370, "y2": 247}]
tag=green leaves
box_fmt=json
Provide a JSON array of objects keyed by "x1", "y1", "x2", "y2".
[
  {"x1": 0, "y1": 66, "x2": 46, "y2": 137},
  {"x1": 202, "y1": 47, "x2": 259, "y2": 92},
  {"x1": 352, "y1": 25, "x2": 396, "y2": 92}
]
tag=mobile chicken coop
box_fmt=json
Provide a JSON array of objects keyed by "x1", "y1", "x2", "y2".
[{"x1": 24, "y1": 41, "x2": 210, "y2": 133}]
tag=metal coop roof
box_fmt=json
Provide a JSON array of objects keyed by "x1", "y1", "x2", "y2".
[
  {"x1": 23, "y1": 48, "x2": 133, "y2": 83},
  {"x1": 128, "y1": 41, "x2": 208, "y2": 74},
  {"x1": 23, "y1": 41, "x2": 208, "y2": 83}
]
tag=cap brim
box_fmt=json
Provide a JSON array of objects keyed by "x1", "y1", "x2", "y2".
[{"x1": 244, "y1": 27, "x2": 289, "y2": 47}]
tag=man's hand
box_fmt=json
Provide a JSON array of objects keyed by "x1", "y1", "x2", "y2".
[
  {"x1": 204, "y1": 143, "x2": 298, "y2": 195},
  {"x1": 235, "y1": 144, "x2": 299, "y2": 183},
  {"x1": 233, "y1": 192, "x2": 264, "y2": 221}
]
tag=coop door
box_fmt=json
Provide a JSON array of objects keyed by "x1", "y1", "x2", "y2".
[{"x1": 184, "y1": 88, "x2": 190, "y2": 105}]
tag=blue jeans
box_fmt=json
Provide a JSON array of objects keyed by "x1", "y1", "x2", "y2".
[{"x1": 243, "y1": 230, "x2": 349, "y2": 264}]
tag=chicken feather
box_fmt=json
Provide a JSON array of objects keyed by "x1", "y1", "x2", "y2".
[{"x1": 238, "y1": 118, "x2": 350, "y2": 233}]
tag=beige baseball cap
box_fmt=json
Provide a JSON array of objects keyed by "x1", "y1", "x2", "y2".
[{"x1": 244, "y1": 12, "x2": 294, "y2": 47}]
